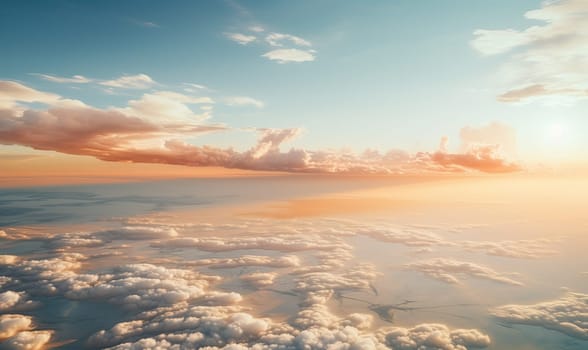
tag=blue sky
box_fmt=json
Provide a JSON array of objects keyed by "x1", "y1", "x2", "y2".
[{"x1": 1, "y1": 0, "x2": 587, "y2": 173}]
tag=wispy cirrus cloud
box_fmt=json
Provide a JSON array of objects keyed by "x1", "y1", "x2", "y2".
[
  {"x1": 31, "y1": 72, "x2": 158, "y2": 90},
  {"x1": 31, "y1": 73, "x2": 92, "y2": 84},
  {"x1": 471, "y1": 0, "x2": 588, "y2": 103},
  {"x1": 224, "y1": 96, "x2": 264, "y2": 108},
  {"x1": 265, "y1": 32, "x2": 312, "y2": 47}
]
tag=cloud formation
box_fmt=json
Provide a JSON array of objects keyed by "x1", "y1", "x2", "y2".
[
  {"x1": 492, "y1": 292, "x2": 588, "y2": 340},
  {"x1": 32, "y1": 73, "x2": 92, "y2": 84},
  {"x1": 265, "y1": 32, "x2": 312, "y2": 47},
  {"x1": 404, "y1": 258, "x2": 523, "y2": 286},
  {"x1": 0, "y1": 81, "x2": 521, "y2": 174},
  {"x1": 0, "y1": 213, "x2": 510, "y2": 350},
  {"x1": 262, "y1": 48, "x2": 316, "y2": 63},
  {"x1": 472, "y1": 0, "x2": 588, "y2": 103},
  {"x1": 99, "y1": 74, "x2": 156, "y2": 89},
  {"x1": 224, "y1": 96, "x2": 264, "y2": 108},
  {"x1": 225, "y1": 33, "x2": 257, "y2": 45}
]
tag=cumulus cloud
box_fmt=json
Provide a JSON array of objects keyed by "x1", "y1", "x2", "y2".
[
  {"x1": 471, "y1": 0, "x2": 588, "y2": 102},
  {"x1": 225, "y1": 33, "x2": 257, "y2": 45},
  {"x1": 99, "y1": 74, "x2": 156, "y2": 89},
  {"x1": 0, "y1": 315, "x2": 32, "y2": 340},
  {"x1": 378, "y1": 323, "x2": 491, "y2": 350},
  {"x1": 404, "y1": 258, "x2": 523, "y2": 286},
  {"x1": 0, "y1": 216, "x2": 499, "y2": 350},
  {"x1": 0, "y1": 291, "x2": 37, "y2": 312},
  {"x1": 262, "y1": 48, "x2": 316, "y2": 63},
  {"x1": 0, "y1": 330, "x2": 53, "y2": 350},
  {"x1": 492, "y1": 292, "x2": 588, "y2": 340},
  {"x1": 239, "y1": 272, "x2": 277, "y2": 288}
]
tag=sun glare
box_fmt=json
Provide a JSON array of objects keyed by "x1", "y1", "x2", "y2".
[{"x1": 545, "y1": 122, "x2": 569, "y2": 145}]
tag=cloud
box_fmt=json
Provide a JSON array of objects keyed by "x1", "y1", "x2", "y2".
[
  {"x1": 378, "y1": 323, "x2": 491, "y2": 350},
  {"x1": 0, "y1": 330, "x2": 53, "y2": 350},
  {"x1": 224, "y1": 96, "x2": 264, "y2": 108},
  {"x1": 497, "y1": 84, "x2": 588, "y2": 103},
  {"x1": 189, "y1": 255, "x2": 300, "y2": 269},
  {"x1": 0, "y1": 315, "x2": 32, "y2": 340},
  {"x1": 429, "y1": 141, "x2": 521, "y2": 173},
  {"x1": 120, "y1": 91, "x2": 215, "y2": 123},
  {"x1": 492, "y1": 292, "x2": 588, "y2": 340},
  {"x1": 404, "y1": 258, "x2": 524, "y2": 286},
  {"x1": 0, "y1": 81, "x2": 521, "y2": 175},
  {"x1": 225, "y1": 32, "x2": 257, "y2": 45},
  {"x1": 0, "y1": 217, "x2": 497, "y2": 350},
  {"x1": 31, "y1": 73, "x2": 92, "y2": 84},
  {"x1": 262, "y1": 48, "x2": 316, "y2": 63},
  {"x1": 0, "y1": 291, "x2": 37, "y2": 312},
  {"x1": 265, "y1": 32, "x2": 312, "y2": 47},
  {"x1": 152, "y1": 233, "x2": 346, "y2": 252},
  {"x1": 99, "y1": 74, "x2": 156, "y2": 89},
  {"x1": 0, "y1": 81, "x2": 60, "y2": 109},
  {"x1": 239, "y1": 272, "x2": 277, "y2": 288},
  {"x1": 471, "y1": 0, "x2": 588, "y2": 102},
  {"x1": 460, "y1": 238, "x2": 557, "y2": 259},
  {"x1": 459, "y1": 121, "x2": 517, "y2": 157}
]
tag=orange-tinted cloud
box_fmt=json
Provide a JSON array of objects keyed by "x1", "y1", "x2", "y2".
[{"x1": 0, "y1": 81, "x2": 521, "y2": 175}]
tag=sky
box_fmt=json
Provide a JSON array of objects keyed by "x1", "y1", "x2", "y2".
[{"x1": 1, "y1": 0, "x2": 587, "y2": 181}]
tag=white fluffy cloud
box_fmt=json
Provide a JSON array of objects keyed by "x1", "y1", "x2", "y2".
[
  {"x1": 239, "y1": 272, "x2": 277, "y2": 288},
  {"x1": 262, "y1": 49, "x2": 316, "y2": 63},
  {"x1": 0, "y1": 315, "x2": 32, "y2": 340},
  {"x1": 0, "y1": 330, "x2": 53, "y2": 350},
  {"x1": 492, "y1": 292, "x2": 588, "y2": 340},
  {"x1": 0, "y1": 291, "x2": 37, "y2": 312},
  {"x1": 0, "y1": 215, "x2": 501, "y2": 350},
  {"x1": 471, "y1": 0, "x2": 588, "y2": 103},
  {"x1": 378, "y1": 323, "x2": 491, "y2": 350}
]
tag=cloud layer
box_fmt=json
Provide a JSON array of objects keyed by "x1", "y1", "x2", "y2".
[
  {"x1": 492, "y1": 292, "x2": 588, "y2": 340},
  {"x1": 0, "y1": 81, "x2": 521, "y2": 175}
]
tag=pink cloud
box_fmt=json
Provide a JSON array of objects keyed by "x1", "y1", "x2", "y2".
[{"x1": 0, "y1": 81, "x2": 521, "y2": 175}]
